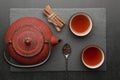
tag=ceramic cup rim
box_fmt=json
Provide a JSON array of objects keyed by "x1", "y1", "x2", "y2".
[
  {"x1": 69, "y1": 12, "x2": 93, "y2": 36},
  {"x1": 81, "y1": 45, "x2": 105, "y2": 69}
]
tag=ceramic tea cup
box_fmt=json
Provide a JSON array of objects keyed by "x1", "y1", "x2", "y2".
[
  {"x1": 81, "y1": 45, "x2": 104, "y2": 69},
  {"x1": 69, "y1": 12, "x2": 92, "y2": 36}
]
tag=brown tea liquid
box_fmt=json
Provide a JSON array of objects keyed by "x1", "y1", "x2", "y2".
[
  {"x1": 71, "y1": 15, "x2": 90, "y2": 33},
  {"x1": 83, "y1": 47, "x2": 102, "y2": 66}
]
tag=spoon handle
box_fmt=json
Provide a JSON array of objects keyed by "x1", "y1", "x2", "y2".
[
  {"x1": 65, "y1": 58, "x2": 68, "y2": 80},
  {"x1": 66, "y1": 58, "x2": 68, "y2": 71}
]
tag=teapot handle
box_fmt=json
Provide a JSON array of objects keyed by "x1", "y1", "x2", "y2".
[{"x1": 4, "y1": 41, "x2": 52, "y2": 68}]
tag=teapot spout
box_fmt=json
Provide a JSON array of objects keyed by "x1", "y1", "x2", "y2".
[{"x1": 51, "y1": 36, "x2": 61, "y2": 46}]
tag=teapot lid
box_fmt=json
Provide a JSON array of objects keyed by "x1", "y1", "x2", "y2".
[{"x1": 11, "y1": 24, "x2": 44, "y2": 57}]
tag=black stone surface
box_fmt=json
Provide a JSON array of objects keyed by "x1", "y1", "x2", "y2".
[
  {"x1": 10, "y1": 8, "x2": 106, "y2": 72},
  {"x1": 0, "y1": 0, "x2": 120, "y2": 80}
]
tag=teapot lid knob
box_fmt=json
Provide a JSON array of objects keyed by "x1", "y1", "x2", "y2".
[{"x1": 24, "y1": 37, "x2": 32, "y2": 46}]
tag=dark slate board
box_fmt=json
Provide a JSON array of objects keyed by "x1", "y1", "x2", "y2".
[{"x1": 10, "y1": 8, "x2": 106, "y2": 72}]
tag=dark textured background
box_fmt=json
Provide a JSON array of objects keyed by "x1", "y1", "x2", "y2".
[{"x1": 0, "y1": 0, "x2": 119, "y2": 80}]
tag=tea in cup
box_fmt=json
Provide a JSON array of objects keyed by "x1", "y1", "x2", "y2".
[
  {"x1": 81, "y1": 45, "x2": 104, "y2": 69},
  {"x1": 69, "y1": 12, "x2": 92, "y2": 36}
]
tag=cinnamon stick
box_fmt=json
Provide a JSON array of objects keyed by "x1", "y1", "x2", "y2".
[{"x1": 43, "y1": 5, "x2": 65, "y2": 32}]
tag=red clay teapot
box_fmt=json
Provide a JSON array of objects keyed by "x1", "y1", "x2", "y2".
[{"x1": 4, "y1": 17, "x2": 61, "y2": 68}]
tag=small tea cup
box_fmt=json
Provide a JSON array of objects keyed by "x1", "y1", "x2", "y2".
[
  {"x1": 69, "y1": 12, "x2": 93, "y2": 36},
  {"x1": 81, "y1": 45, "x2": 105, "y2": 69}
]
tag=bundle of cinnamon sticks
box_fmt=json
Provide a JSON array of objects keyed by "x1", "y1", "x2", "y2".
[{"x1": 43, "y1": 5, "x2": 65, "y2": 31}]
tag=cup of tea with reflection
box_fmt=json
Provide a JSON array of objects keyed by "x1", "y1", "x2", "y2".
[
  {"x1": 81, "y1": 45, "x2": 104, "y2": 69},
  {"x1": 69, "y1": 12, "x2": 92, "y2": 36}
]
